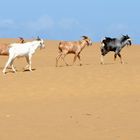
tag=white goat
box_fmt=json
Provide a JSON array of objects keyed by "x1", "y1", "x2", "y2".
[
  {"x1": 56, "y1": 36, "x2": 92, "y2": 67},
  {"x1": 2, "y1": 39, "x2": 45, "y2": 74}
]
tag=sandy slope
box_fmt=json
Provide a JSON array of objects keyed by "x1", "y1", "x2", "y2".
[{"x1": 0, "y1": 39, "x2": 140, "y2": 140}]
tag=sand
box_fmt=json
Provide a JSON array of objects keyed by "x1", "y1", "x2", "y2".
[{"x1": 0, "y1": 39, "x2": 140, "y2": 140}]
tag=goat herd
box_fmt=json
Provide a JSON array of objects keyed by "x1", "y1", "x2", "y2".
[{"x1": 0, "y1": 35, "x2": 132, "y2": 74}]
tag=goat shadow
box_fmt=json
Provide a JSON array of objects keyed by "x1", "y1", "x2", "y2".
[
  {"x1": 23, "y1": 68, "x2": 36, "y2": 72},
  {"x1": 57, "y1": 63, "x2": 90, "y2": 67},
  {"x1": 0, "y1": 67, "x2": 12, "y2": 70},
  {"x1": 2, "y1": 68, "x2": 36, "y2": 74},
  {"x1": 101, "y1": 63, "x2": 115, "y2": 65},
  {"x1": 101, "y1": 62, "x2": 128, "y2": 65}
]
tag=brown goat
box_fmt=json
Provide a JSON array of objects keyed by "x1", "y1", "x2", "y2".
[
  {"x1": 56, "y1": 36, "x2": 92, "y2": 67},
  {"x1": 0, "y1": 37, "x2": 25, "y2": 55},
  {"x1": 0, "y1": 44, "x2": 9, "y2": 55}
]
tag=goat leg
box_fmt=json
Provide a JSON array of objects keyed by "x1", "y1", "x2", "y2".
[
  {"x1": 73, "y1": 55, "x2": 77, "y2": 65},
  {"x1": 3, "y1": 56, "x2": 13, "y2": 74},
  {"x1": 11, "y1": 65, "x2": 16, "y2": 73},
  {"x1": 114, "y1": 54, "x2": 117, "y2": 61},
  {"x1": 118, "y1": 53, "x2": 124, "y2": 64},
  {"x1": 56, "y1": 53, "x2": 62, "y2": 67},
  {"x1": 28, "y1": 55, "x2": 32, "y2": 71},
  {"x1": 25, "y1": 56, "x2": 29, "y2": 68},
  {"x1": 10, "y1": 59, "x2": 16, "y2": 73},
  {"x1": 77, "y1": 54, "x2": 82, "y2": 66},
  {"x1": 61, "y1": 54, "x2": 69, "y2": 66},
  {"x1": 100, "y1": 55, "x2": 104, "y2": 64}
]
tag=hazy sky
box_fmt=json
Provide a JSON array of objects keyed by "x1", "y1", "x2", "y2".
[{"x1": 0, "y1": 0, "x2": 139, "y2": 43}]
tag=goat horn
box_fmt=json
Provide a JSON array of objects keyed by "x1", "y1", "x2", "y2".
[
  {"x1": 82, "y1": 36, "x2": 89, "y2": 39},
  {"x1": 19, "y1": 37, "x2": 23, "y2": 39},
  {"x1": 37, "y1": 36, "x2": 41, "y2": 41}
]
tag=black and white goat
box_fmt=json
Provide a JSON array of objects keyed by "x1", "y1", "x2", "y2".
[{"x1": 100, "y1": 35, "x2": 132, "y2": 64}]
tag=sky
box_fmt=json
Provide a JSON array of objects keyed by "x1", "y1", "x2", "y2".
[{"x1": 0, "y1": 0, "x2": 140, "y2": 43}]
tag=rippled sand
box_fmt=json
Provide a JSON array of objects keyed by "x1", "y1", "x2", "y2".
[{"x1": 0, "y1": 39, "x2": 140, "y2": 140}]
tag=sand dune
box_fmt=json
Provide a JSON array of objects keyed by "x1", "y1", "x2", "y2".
[{"x1": 0, "y1": 39, "x2": 140, "y2": 140}]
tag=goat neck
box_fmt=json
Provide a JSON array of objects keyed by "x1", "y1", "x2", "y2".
[{"x1": 80, "y1": 39, "x2": 89, "y2": 49}]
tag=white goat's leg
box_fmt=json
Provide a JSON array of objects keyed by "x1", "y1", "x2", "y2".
[
  {"x1": 56, "y1": 53, "x2": 62, "y2": 67},
  {"x1": 11, "y1": 64, "x2": 16, "y2": 73},
  {"x1": 2, "y1": 57, "x2": 12, "y2": 74},
  {"x1": 24, "y1": 64, "x2": 29, "y2": 69},
  {"x1": 24, "y1": 56, "x2": 30, "y2": 69},
  {"x1": 9, "y1": 60, "x2": 16, "y2": 73},
  {"x1": 28, "y1": 55, "x2": 32, "y2": 71},
  {"x1": 100, "y1": 55, "x2": 104, "y2": 64},
  {"x1": 9, "y1": 58, "x2": 16, "y2": 73}
]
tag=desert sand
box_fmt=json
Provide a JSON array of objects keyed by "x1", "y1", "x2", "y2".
[{"x1": 0, "y1": 38, "x2": 140, "y2": 140}]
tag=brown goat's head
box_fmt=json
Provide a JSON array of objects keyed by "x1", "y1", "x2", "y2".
[
  {"x1": 82, "y1": 36, "x2": 92, "y2": 46},
  {"x1": 19, "y1": 37, "x2": 25, "y2": 43}
]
